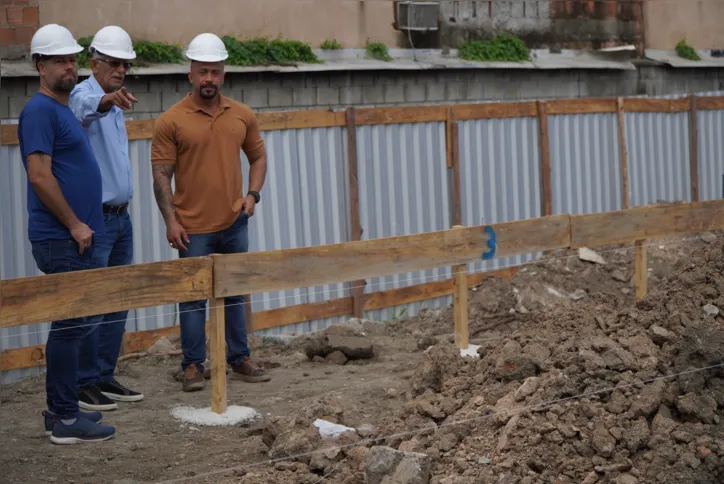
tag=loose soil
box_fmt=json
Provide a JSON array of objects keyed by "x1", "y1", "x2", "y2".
[{"x1": 1, "y1": 233, "x2": 723, "y2": 484}]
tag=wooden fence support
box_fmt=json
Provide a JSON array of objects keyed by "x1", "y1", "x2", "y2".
[
  {"x1": 616, "y1": 97, "x2": 630, "y2": 209},
  {"x1": 346, "y1": 107, "x2": 365, "y2": 318},
  {"x1": 448, "y1": 107, "x2": 462, "y2": 226},
  {"x1": 537, "y1": 101, "x2": 552, "y2": 217},
  {"x1": 209, "y1": 295, "x2": 227, "y2": 414},
  {"x1": 689, "y1": 94, "x2": 700, "y2": 202},
  {"x1": 635, "y1": 240, "x2": 647, "y2": 301},
  {"x1": 452, "y1": 225, "x2": 469, "y2": 350}
]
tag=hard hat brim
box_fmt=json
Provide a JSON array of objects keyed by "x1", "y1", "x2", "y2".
[
  {"x1": 93, "y1": 48, "x2": 137, "y2": 60},
  {"x1": 34, "y1": 44, "x2": 85, "y2": 56},
  {"x1": 185, "y1": 53, "x2": 229, "y2": 62}
]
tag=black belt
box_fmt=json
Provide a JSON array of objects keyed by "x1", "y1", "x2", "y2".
[{"x1": 103, "y1": 203, "x2": 128, "y2": 214}]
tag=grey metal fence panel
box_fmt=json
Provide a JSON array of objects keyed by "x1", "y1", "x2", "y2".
[
  {"x1": 549, "y1": 113, "x2": 624, "y2": 215},
  {"x1": 0, "y1": 143, "x2": 49, "y2": 384},
  {"x1": 626, "y1": 111, "x2": 692, "y2": 206},
  {"x1": 127, "y1": 139, "x2": 178, "y2": 332},
  {"x1": 458, "y1": 116, "x2": 543, "y2": 276},
  {"x1": 698, "y1": 108, "x2": 724, "y2": 202},
  {"x1": 356, "y1": 122, "x2": 453, "y2": 322},
  {"x1": 241, "y1": 127, "x2": 351, "y2": 336}
]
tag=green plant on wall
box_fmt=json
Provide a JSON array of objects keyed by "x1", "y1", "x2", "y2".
[
  {"x1": 458, "y1": 32, "x2": 531, "y2": 62},
  {"x1": 75, "y1": 36, "x2": 183, "y2": 68},
  {"x1": 321, "y1": 39, "x2": 342, "y2": 50},
  {"x1": 366, "y1": 41, "x2": 392, "y2": 61},
  {"x1": 676, "y1": 39, "x2": 701, "y2": 61},
  {"x1": 222, "y1": 36, "x2": 321, "y2": 66}
]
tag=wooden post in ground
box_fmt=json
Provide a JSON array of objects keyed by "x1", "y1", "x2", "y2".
[
  {"x1": 635, "y1": 240, "x2": 647, "y2": 301},
  {"x1": 209, "y1": 293, "x2": 227, "y2": 414},
  {"x1": 452, "y1": 225, "x2": 469, "y2": 350},
  {"x1": 346, "y1": 107, "x2": 365, "y2": 318}
]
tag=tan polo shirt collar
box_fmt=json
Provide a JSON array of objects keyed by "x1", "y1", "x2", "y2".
[{"x1": 181, "y1": 92, "x2": 232, "y2": 116}]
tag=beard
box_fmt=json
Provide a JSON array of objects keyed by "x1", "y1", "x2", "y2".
[
  {"x1": 199, "y1": 83, "x2": 218, "y2": 99},
  {"x1": 53, "y1": 74, "x2": 77, "y2": 93}
]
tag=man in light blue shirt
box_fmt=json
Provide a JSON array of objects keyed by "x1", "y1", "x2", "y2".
[{"x1": 70, "y1": 25, "x2": 144, "y2": 411}]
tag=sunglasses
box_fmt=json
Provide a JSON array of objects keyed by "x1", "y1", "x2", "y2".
[{"x1": 97, "y1": 58, "x2": 134, "y2": 70}]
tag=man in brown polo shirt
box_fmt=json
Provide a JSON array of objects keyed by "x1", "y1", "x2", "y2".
[{"x1": 150, "y1": 32, "x2": 270, "y2": 392}]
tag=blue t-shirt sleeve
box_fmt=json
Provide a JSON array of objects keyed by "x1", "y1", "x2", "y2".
[{"x1": 19, "y1": 104, "x2": 55, "y2": 160}]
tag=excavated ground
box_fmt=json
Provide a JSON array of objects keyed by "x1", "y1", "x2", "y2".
[{"x1": 1, "y1": 233, "x2": 722, "y2": 484}]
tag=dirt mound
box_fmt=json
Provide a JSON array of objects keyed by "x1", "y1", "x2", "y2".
[
  {"x1": 248, "y1": 238, "x2": 724, "y2": 484},
  {"x1": 360, "y1": 239, "x2": 724, "y2": 483}
]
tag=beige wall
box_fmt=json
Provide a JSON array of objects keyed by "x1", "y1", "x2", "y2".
[
  {"x1": 39, "y1": 0, "x2": 400, "y2": 49},
  {"x1": 645, "y1": 0, "x2": 724, "y2": 50}
]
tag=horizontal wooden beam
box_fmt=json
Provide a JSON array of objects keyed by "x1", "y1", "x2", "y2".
[
  {"x1": 545, "y1": 98, "x2": 617, "y2": 115},
  {"x1": 214, "y1": 214, "x2": 569, "y2": 298},
  {"x1": 355, "y1": 105, "x2": 447, "y2": 125},
  {"x1": 256, "y1": 110, "x2": 346, "y2": 130},
  {"x1": 0, "y1": 267, "x2": 519, "y2": 372},
  {"x1": 696, "y1": 97, "x2": 724, "y2": 111},
  {"x1": 570, "y1": 200, "x2": 724, "y2": 248},
  {"x1": 454, "y1": 101, "x2": 537, "y2": 120},
  {"x1": 622, "y1": 97, "x2": 691, "y2": 113},
  {"x1": 0, "y1": 258, "x2": 213, "y2": 329},
  {"x1": 4, "y1": 95, "x2": 724, "y2": 146}
]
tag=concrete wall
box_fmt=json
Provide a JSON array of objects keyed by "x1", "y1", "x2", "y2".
[
  {"x1": 4, "y1": 1, "x2": 723, "y2": 60},
  {"x1": 38, "y1": 0, "x2": 401, "y2": 50},
  {"x1": 2, "y1": 65, "x2": 724, "y2": 121},
  {"x1": 645, "y1": 0, "x2": 724, "y2": 50}
]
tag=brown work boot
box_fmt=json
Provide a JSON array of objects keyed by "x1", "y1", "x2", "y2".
[
  {"x1": 231, "y1": 357, "x2": 271, "y2": 383},
  {"x1": 182, "y1": 364, "x2": 205, "y2": 392}
]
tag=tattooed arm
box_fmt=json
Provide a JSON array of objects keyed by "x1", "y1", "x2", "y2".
[
  {"x1": 150, "y1": 116, "x2": 189, "y2": 251},
  {"x1": 152, "y1": 163, "x2": 189, "y2": 251}
]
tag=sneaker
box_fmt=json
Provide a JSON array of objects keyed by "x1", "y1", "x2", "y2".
[
  {"x1": 49, "y1": 416, "x2": 115, "y2": 445},
  {"x1": 96, "y1": 378, "x2": 144, "y2": 403},
  {"x1": 43, "y1": 410, "x2": 103, "y2": 436},
  {"x1": 78, "y1": 384, "x2": 119, "y2": 411},
  {"x1": 182, "y1": 364, "x2": 205, "y2": 392}
]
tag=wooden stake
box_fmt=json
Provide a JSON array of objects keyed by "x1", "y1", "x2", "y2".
[
  {"x1": 537, "y1": 101, "x2": 552, "y2": 217},
  {"x1": 452, "y1": 225, "x2": 469, "y2": 349},
  {"x1": 689, "y1": 94, "x2": 700, "y2": 202},
  {"x1": 635, "y1": 240, "x2": 647, "y2": 301},
  {"x1": 346, "y1": 107, "x2": 365, "y2": 318},
  {"x1": 209, "y1": 295, "x2": 227, "y2": 414},
  {"x1": 616, "y1": 97, "x2": 630, "y2": 209},
  {"x1": 448, "y1": 107, "x2": 462, "y2": 226}
]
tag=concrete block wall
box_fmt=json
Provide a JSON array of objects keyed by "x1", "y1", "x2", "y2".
[{"x1": 2, "y1": 65, "x2": 724, "y2": 121}]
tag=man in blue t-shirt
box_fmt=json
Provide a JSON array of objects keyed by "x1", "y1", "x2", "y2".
[{"x1": 18, "y1": 24, "x2": 116, "y2": 445}]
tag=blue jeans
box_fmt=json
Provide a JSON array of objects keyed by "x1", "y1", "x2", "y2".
[
  {"x1": 178, "y1": 212, "x2": 251, "y2": 372},
  {"x1": 77, "y1": 211, "x2": 134, "y2": 388},
  {"x1": 31, "y1": 238, "x2": 104, "y2": 418}
]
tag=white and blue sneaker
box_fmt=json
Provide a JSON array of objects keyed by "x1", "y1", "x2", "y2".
[
  {"x1": 43, "y1": 410, "x2": 103, "y2": 436},
  {"x1": 49, "y1": 416, "x2": 115, "y2": 444}
]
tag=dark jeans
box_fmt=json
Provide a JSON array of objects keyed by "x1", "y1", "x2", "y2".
[
  {"x1": 78, "y1": 211, "x2": 134, "y2": 388},
  {"x1": 178, "y1": 212, "x2": 251, "y2": 372},
  {"x1": 31, "y1": 238, "x2": 103, "y2": 418}
]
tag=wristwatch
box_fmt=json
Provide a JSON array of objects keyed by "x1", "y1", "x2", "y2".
[{"x1": 248, "y1": 190, "x2": 261, "y2": 203}]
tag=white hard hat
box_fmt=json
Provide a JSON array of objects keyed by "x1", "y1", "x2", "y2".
[
  {"x1": 30, "y1": 24, "x2": 84, "y2": 57},
  {"x1": 184, "y1": 33, "x2": 228, "y2": 62},
  {"x1": 90, "y1": 25, "x2": 137, "y2": 60}
]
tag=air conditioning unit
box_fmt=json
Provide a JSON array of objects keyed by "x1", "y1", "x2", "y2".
[{"x1": 393, "y1": 1, "x2": 440, "y2": 31}]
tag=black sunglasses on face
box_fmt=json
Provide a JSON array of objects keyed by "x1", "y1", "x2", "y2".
[{"x1": 97, "y1": 58, "x2": 133, "y2": 70}]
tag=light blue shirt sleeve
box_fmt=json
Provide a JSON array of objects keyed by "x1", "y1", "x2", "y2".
[{"x1": 70, "y1": 82, "x2": 111, "y2": 127}]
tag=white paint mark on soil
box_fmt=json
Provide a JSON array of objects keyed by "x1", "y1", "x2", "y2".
[
  {"x1": 170, "y1": 405, "x2": 260, "y2": 426},
  {"x1": 460, "y1": 344, "x2": 481, "y2": 358}
]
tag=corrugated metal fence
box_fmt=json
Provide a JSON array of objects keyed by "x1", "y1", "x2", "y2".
[{"x1": 2, "y1": 91, "x2": 724, "y2": 383}]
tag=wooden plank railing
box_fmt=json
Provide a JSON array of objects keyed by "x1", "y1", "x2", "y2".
[{"x1": 3, "y1": 200, "x2": 724, "y2": 414}]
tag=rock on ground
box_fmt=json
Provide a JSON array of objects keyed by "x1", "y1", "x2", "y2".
[{"x1": 365, "y1": 446, "x2": 432, "y2": 484}]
